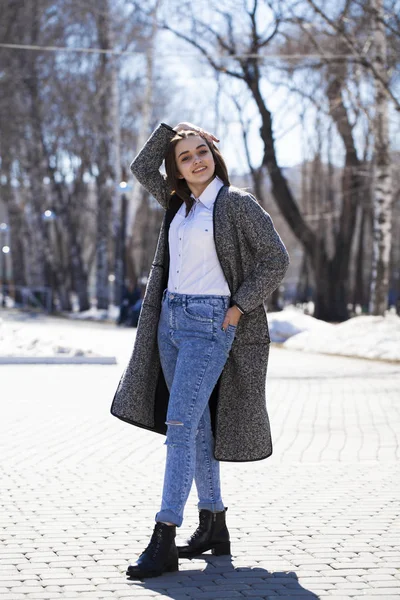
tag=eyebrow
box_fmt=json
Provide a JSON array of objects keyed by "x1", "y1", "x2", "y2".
[{"x1": 178, "y1": 144, "x2": 207, "y2": 158}]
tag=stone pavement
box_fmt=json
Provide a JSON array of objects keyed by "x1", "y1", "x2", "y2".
[{"x1": 1, "y1": 319, "x2": 400, "y2": 600}]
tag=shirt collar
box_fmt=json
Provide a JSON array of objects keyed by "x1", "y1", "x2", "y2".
[{"x1": 191, "y1": 176, "x2": 224, "y2": 210}]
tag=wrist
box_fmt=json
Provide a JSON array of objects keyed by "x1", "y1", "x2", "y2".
[{"x1": 232, "y1": 304, "x2": 244, "y2": 315}]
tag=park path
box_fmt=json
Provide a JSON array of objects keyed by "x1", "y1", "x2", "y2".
[{"x1": 1, "y1": 315, "x2": 399, "y2": 599}]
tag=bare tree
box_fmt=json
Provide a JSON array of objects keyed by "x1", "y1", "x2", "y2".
[
  {"x1": 369, "y1": 0, "x2": 393, "y2": 314},
  {"x1": 162, "y1": 0, "x2": 398, "y2": 319},
  {"x1": 298, "y1": 0, "x2": 398, "y2": 314},
  {"x1": 162, "y1": 1, "x2": 355, "y2": 319}
]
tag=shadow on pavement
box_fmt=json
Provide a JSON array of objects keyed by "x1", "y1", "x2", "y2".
[{"x1": 127, "y1": 554, "x2": 320, "y2": 599}]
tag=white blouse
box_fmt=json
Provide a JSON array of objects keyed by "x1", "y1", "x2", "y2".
[{"x1": 167, "y1": 176, "x2": 231, "y2": 296}]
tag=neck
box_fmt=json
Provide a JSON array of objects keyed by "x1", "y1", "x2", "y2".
[{"x1": 187, "y1": 175, "x2": 215, "y2": 199}]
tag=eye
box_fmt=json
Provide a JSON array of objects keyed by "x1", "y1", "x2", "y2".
[
  {"x1": 181, "y1": 156, "x2": 189, "y2": 162},
  {"x1": 200, "y1": 149, "x2": 208, "y2": 155}
]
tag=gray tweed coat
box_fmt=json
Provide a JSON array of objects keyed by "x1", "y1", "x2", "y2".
[{"x1": 111, "y1": 123, "x2": 289, "y2": 462}]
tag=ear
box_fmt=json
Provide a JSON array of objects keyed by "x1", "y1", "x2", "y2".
[{"x1": 177, "y1": 173, "x2": 184, "y2": 179}]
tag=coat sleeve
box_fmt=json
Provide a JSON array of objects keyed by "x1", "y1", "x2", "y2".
[
  {"x1": 231, "y1": 194, "x2": 290, "y2": 314},
  {"x1": 130, "y1": 123, "x2": 176, "y2": 210}
]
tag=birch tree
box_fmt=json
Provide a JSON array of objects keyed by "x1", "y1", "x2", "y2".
[
  {"x1": 369, "y1": 0, "x2": 393, "y2": 314},
  {"x1": 299, "y1": 0, "x2": 398, "y2": 314}
]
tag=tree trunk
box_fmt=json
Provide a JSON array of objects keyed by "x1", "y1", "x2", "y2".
[
  {"x1": 296, "y1": 252, "x2": 311, "y2": 304},
  {"x1": 369, "y1": 0, "x2": 393, "y2": 315},
  {"x1": 1, "y1": 159, "x2": 26, "y2": 299},
  {"x1": 353, "y1": 204, "x2": 367, "y2": 310},
  {"x1": 94, "y1": 0, "x2": 116, "y2": 310},
  {"x1": 127, "y1": 0, "x2": 160, "y2": 232},
  {"x1": 109, "y1": 40, "x2": 122, "y2": 306},
  {"x1": 315, "y1": 254, "x2": 348, "y2": 322},
  {"x1": 71, "y1": 247, "x2": 90, "y2": 313},
  {"x1": 114, "y1": 190, "x2": 128, "y2": 308},
  {"x1": 243, "y1": 66, "x2": 358, "y2": 321},
  {"x1": 60, "y1": 173, "x2": 90, "y2": 312},
  {"x1": 95, "y1": 179, "x2": 112, "y2": 309}
]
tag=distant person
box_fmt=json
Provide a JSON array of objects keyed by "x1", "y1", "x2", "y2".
[
  {"x1": 127, "y1": 286, "x2": 144, "y2": 327},
  {"x1": 111, "y1": 122, "x2": 289, "y2": 579},
  {"x1": 117, "y1": 282, "x2": 140, "y2": 326}
]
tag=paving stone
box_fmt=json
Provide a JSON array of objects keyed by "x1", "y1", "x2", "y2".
[
  {"x1": 352, "y1": 592, "x2": 400, "y2": 597},
  {"x1": 241, "y1": 592, "x2": 279, "y2": 597},
  {"x1": 352, "y1": 597, "x2": 399, "y2": 600},
  {"x1": 179, "y1": 592, "x2": 243, "y2": 598},
  {"x1": 58, "y1": 584, "x2": 98, "y2": 592},
  {"x1": 10, "y1": 587, "x2": 46, "y2": 594},
  {"x1": 369, "y1": 580, "x2": 400, "y2": 587},
  {"x1": 25, "y1": 594, "x2": 63, "y2": 599},
  {"x1": 1, "y1": 346, "x2": 399, "y2": 599}
]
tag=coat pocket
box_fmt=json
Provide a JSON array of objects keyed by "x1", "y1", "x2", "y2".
[{"x1": 235, "y1": 304, "x2": 270, "y2": 344}]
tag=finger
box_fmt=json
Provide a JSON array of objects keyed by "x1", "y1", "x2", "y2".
[
  {"x1": 221, "y1": 318, "x2": 230, "y2": 331},
  {"x1": 199, "y1": 130, "x2": 219, "y2": 143}
]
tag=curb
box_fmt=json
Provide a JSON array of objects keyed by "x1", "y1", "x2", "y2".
[
  {"x1": 0, "y1": 356, "x2": 117, "y2": 365},
  {"x1": 275, "y1": 342, "x2": 400, "y2": 364}
]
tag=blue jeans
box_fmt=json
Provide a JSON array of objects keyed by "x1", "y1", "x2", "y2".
[{"x1": 155, "y1": 290, "x2": 236, "y2": 527}]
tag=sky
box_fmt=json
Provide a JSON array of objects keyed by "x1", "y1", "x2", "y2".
[
  {"x1": 153, "y1": 24, "x2": 306, "y2": 174},
  {"x1": 151, "y1": 7, "x2": 400, "y2": 176}
]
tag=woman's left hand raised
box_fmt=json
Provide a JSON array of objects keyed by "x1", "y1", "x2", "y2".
[
  {"x1": 173, "y1": 122, "x2": 219, "y2": 144},
  {"x1": 221, "y1": 306, "x2": 242, "y2": 331}
]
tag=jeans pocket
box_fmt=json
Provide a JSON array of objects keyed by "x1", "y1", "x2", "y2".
[{"x1": 183, "y1": 303, "x2": 214, "y2": 323}]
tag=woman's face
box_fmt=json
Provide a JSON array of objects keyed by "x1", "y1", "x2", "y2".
[{"x1": 174, "y1": 135, "x2": 216, "y2": 191}]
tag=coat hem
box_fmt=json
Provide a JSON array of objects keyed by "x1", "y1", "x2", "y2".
[
  {"x1": 213, "y1": 448, "x2": 273, "y2": 463},
  {"x1": 110, "y1": 407, "x2": 272, "y2": 462},
  {"x1": 110, "y1": 410, "x2": 166, "y2": 436}
]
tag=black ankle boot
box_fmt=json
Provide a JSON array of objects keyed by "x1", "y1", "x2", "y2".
[
  {"x1": 126, "y1": 522, "x2": 179, "y2": 579},
  {"x1": 177, "y1": 508, "x2": 230, "y2": 558}
]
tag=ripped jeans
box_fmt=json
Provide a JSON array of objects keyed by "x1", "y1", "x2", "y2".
[{"x1": 155, "y1": 290, "x2": 236, "y2": 527}]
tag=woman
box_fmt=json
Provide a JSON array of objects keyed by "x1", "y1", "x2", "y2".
[{"x1": 111, "y1": 121, "x2": 289, "y2": 579}]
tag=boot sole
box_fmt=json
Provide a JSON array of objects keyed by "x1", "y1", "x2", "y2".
[
  {"x1": 126, "y1": 562, "x2": 178, "y2": 579},
  {"x1": 178, "y1": 541, "x2": 231, "y2": 558}
]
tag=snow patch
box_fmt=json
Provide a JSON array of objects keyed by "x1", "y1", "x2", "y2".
[
  {"x1": 0, "y1": 318, "x2": 102, "y2": 358},
  {"x1": 269, "y1": 306, "x2": 333, "y2": 343},
  {"x1": 283, "y1": 313, "x2": 400, "y2": 362},
  {"x1": 65, "y1": 305, "x2": 119, "y2": 322}
]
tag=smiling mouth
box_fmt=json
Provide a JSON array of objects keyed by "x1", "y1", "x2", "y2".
[{"x1": 192, "y1": 166, "x2": 207, "y2": 174}]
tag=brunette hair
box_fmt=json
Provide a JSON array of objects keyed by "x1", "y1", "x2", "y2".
[{"x1": 164, "y1": 131, "x2": 230, "y2": 214}]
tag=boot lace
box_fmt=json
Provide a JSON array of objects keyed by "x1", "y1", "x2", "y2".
[
  {"x1": 189, "y1": 512, "x2": 208, "y2": 543},
  {"x1": 140, "y1": 527, "x2": 163, "y2": 559}
]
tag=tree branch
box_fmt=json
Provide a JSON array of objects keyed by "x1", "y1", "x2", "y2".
[
  {"x1": 305, "y1": 0, "x2": 400, "y2": 110},
  {"x1": 161, "y1": 23, "x2": 243, "y2": 79}
]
